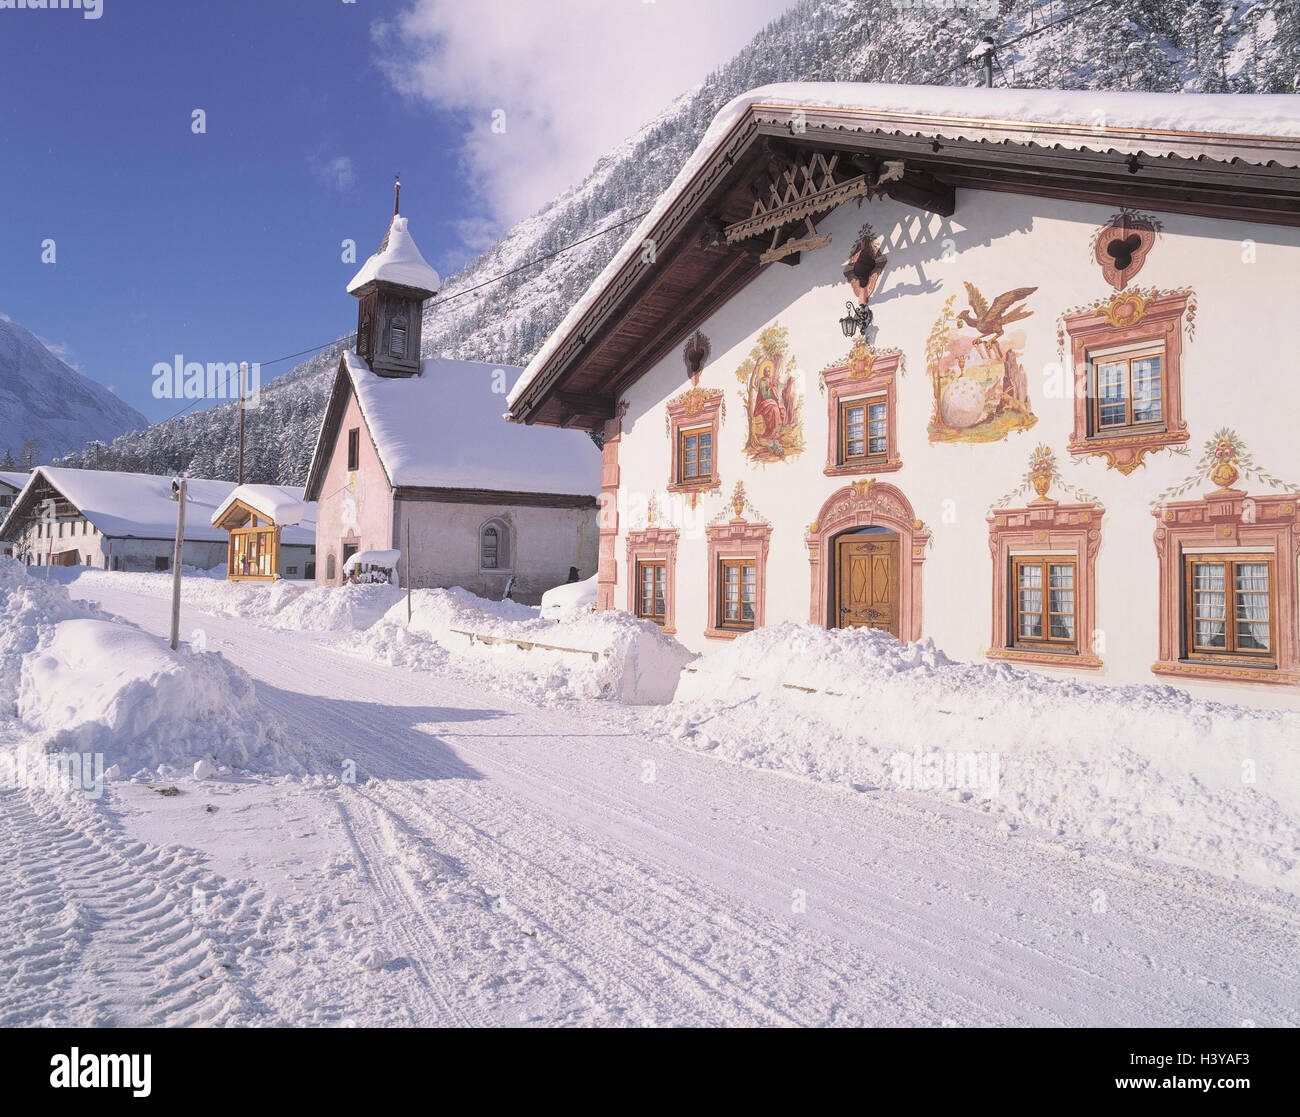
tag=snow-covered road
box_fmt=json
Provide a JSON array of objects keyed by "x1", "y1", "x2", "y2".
[{"x1": 7, "y1": 581, "x2": 1298, "y2": 1027}]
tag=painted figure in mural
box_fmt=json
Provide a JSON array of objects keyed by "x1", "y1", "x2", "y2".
[
  {"x1": 735, "y1": 324, "x2": 805, "y2": 463},
  {"x1": 926, "y1": 285, "x2": 1040, "y2": 444}
]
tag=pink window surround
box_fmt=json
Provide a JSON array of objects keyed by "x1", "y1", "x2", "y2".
[
  {"x1": 666, "y1": 386, "x2": 724, "y2": 502},
  {"x1": 626, "y1": 526, "x2": 680, "y2": 633},
  {"x1": 1153, "y1": 487, "x2": 1300, "y2": 686},
  {"x1": 704, "y1": 518, "x2": 772, "y2": 641},
  {"x1": 805, "y1": 480, "x2": 930, "y2": 640},
  {"x1": 986, "y1": 499, "x2": 1105, "y2": 669},
  {"x1": 1063, "y1": 290, "x2": 1190, "y2": 474},
  {"x1": 596, "y1": 404, "x2": 626, "y2": 612},
  {"x1": 821, "y1": 346, "x2": 902, "y2": 477}
]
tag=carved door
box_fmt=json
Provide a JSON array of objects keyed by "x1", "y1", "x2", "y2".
[{"x1": 835, "y1": 534, "x2": 900, "y2": 636}]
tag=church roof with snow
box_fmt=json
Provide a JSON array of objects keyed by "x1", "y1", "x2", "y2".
[
  {"x1": 303, "y1": 352, "x2": 600, "y2": 501},
  {"x1": 347, "y1": 215, "x2": 442, "y2": 296}
]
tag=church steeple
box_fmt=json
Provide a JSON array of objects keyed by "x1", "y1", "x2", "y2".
[{"x1": 348, "y1": 179, "x2": 440, "y2": 378}]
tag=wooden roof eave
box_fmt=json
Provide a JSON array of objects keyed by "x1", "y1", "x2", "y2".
[{"x1": 511, "y1": 102, "x2": 1300, "y2": 428}]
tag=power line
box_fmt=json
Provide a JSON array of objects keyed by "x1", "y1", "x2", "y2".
[{"x1": 934, "y1": 0, "x2": 1121, "y2": 82}]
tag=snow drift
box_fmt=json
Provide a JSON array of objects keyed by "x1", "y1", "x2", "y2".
[
  {"x1": 669, "y1": 623, "x2": 1300, "y2": 893},
  {"x1": 0, "y1": 560, "x2": 294, "y2": 780},
  {"x1": 358, "y1": 586, "x2": 693, "y2": 704}
]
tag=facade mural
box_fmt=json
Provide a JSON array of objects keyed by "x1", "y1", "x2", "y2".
[
  {"x1": 990, "y1": 443, "x2": 1102, "y2": 512},
  {"x1": 1154, "y1": 428, "x2": 1300, "y2": 506},
  {"x1": 926, "y1": 284, "x2": 1038, "y2": 443},
  {"x1": 735, "y1": 324, "x2": 805, "y2": 464}
]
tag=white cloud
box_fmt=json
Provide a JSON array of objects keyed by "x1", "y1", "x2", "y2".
[
  {"x1": 372, "y1": 0, "x2": 795, "y2": 233},
  {"x1": 310, "y1": 153, "x2": 358, "y2": 195}
]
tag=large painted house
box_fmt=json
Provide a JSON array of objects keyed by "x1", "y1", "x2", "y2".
[
  {"x1": 305, "y1": 201, "x2": 599, "y2": 603},
  {"x1": 507, "y1": 83, "x2": 1300, "y2": 709}
]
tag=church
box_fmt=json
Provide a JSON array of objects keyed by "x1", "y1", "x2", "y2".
[
  {"x1": 507, "y1": 83, "x2": 1300, "y2": 709},
  {"x1": 304, "y1": 187, "x2": 599, "y2": 603}
]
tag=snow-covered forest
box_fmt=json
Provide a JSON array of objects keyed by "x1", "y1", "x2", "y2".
[{"x1": 56, "y1": 0, "x2": 1300, "y2": 485}]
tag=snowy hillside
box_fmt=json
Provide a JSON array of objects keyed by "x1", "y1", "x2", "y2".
[
  {"x1": 57, "y1": 0, "x2": 1300, "y2": 484},
  {"x1": 0, "y1": 317, "x2": 147, "y2": 465}
]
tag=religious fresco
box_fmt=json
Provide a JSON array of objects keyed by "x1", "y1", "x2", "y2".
[{"x1": 735, "y1": 324, "x2": 805, "y2": 464}]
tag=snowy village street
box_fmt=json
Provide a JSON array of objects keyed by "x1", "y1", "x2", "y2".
[{"x1": 2, "y1": 576, "x2": 1293, "y2": 1029}]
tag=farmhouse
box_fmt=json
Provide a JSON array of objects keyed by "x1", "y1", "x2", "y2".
[
  {"x1": 507, "y1": 83, "x2": 1300, "y2": 709},
  {"x1": 210, "y1": 483, "x2": 316, "y2": 581},
  {"x1": 304, "y1": 198, "x2": 599, "y2": 603},
  {"x1": 0, "y1": 466, "x2": 234, "y2": 571}
]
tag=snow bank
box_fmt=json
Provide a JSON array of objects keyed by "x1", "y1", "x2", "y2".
[
  {"x1": 18, "y1": 618, "x2": 290, "y2": 776},
  {"x1": 358, "y1": 587, "x2": 694, "y2": 704},
  {"x1": 270, "y1": 583, "x2": 405, "y2": 634},
  {"x1": 0, "y1": 560, "x2": 295, "y2": 782},
  {"x1": 669, "y1": 623, "x2": 1300, "y2": 893}
]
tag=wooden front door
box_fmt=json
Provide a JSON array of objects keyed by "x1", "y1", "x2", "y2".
[{"x1": 835, "y1": 533, "x2": 900, "y2": 636}]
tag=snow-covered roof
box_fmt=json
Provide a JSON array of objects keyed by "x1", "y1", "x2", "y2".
[
  {"x1": 347, "y1": 215, "x2": 441, "y2": 296},
  {"x1": 210, "y1": 484, "x2": 316, "y2": 545},
  {"x1": 343, "y1": 548, "x2": 400, "y2": 572},
  {"x1": 2, "y1": 467, "x2": 236, "y2": 543},
  {"x1": 508, "y1": 81, "x2": 1300, "y2": 412},
  {"x1": 334, "y1": 352, "x2": 599, "y2": 496},
  {"x1": 0, "y1": 471, "x2": 30, "y2": 492}
]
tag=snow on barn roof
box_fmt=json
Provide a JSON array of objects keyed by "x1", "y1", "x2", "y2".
[
  {"x1": 334, "y1": 351, "x2": 599, "y2": 496},
  {"x1": 508, "y1": 81, "x2": 1300, "y2": 412},
  {"x1": 210, "y1": 484, "x2": 316, "y2": 546},
  {"x1": 2, "y1": 467, "x2": 236, "y2": 543},
  {"x1": 347, "y1": 215, "x2": 441, "y2": 296},
  {"x1": 0, "y1": 471, "x2": 30, "y2": 491}
]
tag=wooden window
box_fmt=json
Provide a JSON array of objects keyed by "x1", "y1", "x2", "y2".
[
  {"x1": 481, "y1": 525, "x2": 499, "y2": 569},
  {"x1": 677, "y1": 426, "x2": 713, "y2": 485},
  {"x1": 1011, "y1": 557, "x2": 1079, "y2": 653},
  {"x1": 1184, "y1": 554, "x2": 1275, "y2": 662},
  {"x1": 389, "y1": 320, "x2": 407, "y2": 359},
  {"x1": 839, "y1": 395, "x2": 888, "y2": 465},
  {"x1": 154, "y1": 556, "x2": 169, "y2": 571},
  {"x1": 635, "y1": 560, "x2": 666, "y2": 624},
  {"x1": 1091, "y1": 346, "x2": 1164, "y2": 434},
  {"x1": 717, "y1": 558, "x2": 757, "y2": 631},
  {"x1": 347, "y1": 427, "x2": 360, "y2": 471}
]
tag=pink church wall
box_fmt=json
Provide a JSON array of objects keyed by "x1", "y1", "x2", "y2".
[{"x1": 314, "y1": 386, "x2": 394, "y2": 584}]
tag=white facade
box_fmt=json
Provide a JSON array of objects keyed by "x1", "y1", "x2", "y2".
[{"x1": 608, "y1": 191, "x2": 1300, "y2": 709}]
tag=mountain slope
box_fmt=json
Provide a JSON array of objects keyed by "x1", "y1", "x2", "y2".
[
  {"x1": 0, "y1": 318, "x2": 148, "y2": 465},
  {"x1": 57, "y1": 0, "x2": 1300, "y2": 484}
]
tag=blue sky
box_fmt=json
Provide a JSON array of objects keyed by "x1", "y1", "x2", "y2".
[{"x1": 0, "y1": 0, "x2": 792, "y2": 425}]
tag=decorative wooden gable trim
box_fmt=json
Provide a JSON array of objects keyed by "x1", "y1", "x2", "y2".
[
  {"x1": 1063, "y1": 289, "x2": 1192, "y2": 474},
  {"x1": 626, "y1": 522, "x2": 680, "y2": 634},
  {"x1": 1152, "y1": 486, "x2": 1300, "y2": 686},
  {"x1": 805, "y1": 479, "x2": 930, "y2": 641},
  {"x1": 986, "y1": 499, "x2": 1105, "y2": 670},
  {"x1": 819, "y1": 342, "x2": 903, "y2": 477}
]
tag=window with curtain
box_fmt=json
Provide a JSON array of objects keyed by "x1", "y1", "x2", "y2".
[
  {"x1": 840, "y1": 396, "x2": 888, "y2": 464},
  {"x1": 636, "y1": 560, "x2": 666, "y2": 624},
  {"x1": 718, "y1": 558, "x2": 757, "y2": 630},
  {"x1": 1186, "y1": 555, "x2": 1274, "y2": 658},
  {"x1": 678, "y1": 427, "x2": 713, "y2": 483},
  {"x1": 1011, "y1": 557, "x2": 1078, "y2": 652}
]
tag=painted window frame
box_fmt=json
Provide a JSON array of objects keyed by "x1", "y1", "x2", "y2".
[
  {"x1": 626, "y1": 526, "x2": 679, "y2": 633},
  {"x1": 704, "y1": 518, "x2": 771, "y2": 641},
  {"x1": 666, "y1": 389, "x2": 723, "y2": 501},
  {"x1": 821, "y1": 348, "x2": 901, "y2": 477},
  {"x1": 677, "y1": 425, "x2": 714, "y2": 485},
  {"x1": 1153, "y1": 488, "x2": 1300, "y2": 686},
  {"x1": 987, "y1": 499, "x2": 1104, "y2": 669},
  {"x1": 1064, "y1": 291, "x2": 1190, "y2": 474}
]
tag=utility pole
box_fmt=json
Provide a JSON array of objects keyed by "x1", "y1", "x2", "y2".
[
  {"x1": 236, "y1": 361, "x2": 248, "y2": 486},
  {"x1": 169, "y1": 478, "x2": 187, "y2": 650}
]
